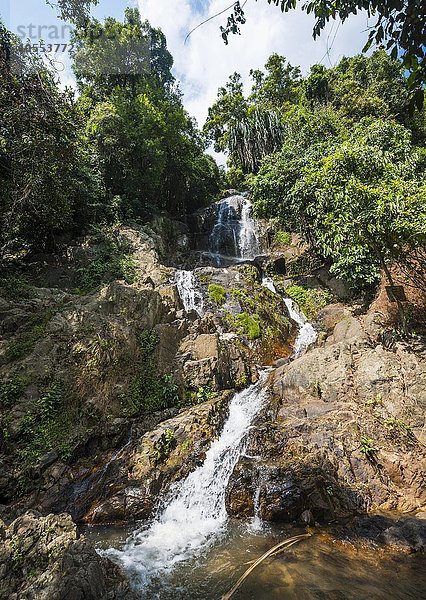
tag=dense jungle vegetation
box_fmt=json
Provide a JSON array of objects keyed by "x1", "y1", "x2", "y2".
[
  {"x1": 0, "y1": 8, "x2": 221, "y2": 260},
  {"x1": 1, "y1": 3, "x2": 425, "y2": 297},
  {"x1": 205, "y1": 51, "x2": 426, "y2": 290}
]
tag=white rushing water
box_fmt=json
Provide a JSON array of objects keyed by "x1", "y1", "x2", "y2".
[
  {"x1": 238, "y1": 197, "x2": 259, "y2": 260},
  {"x1": 108, "y1": 379, "x2": 267, "y2": 588},
  {"x1": 208, "y1": 197, "x2": 239, "y2": 264},
  {"x1": 174, "y1": 270, "x2": 204, "y2": 316},
  {"x1": 262, "y1": 276, "x2": 317, "y2": 356},
  {"x1": 208, "y1": 195, "x2": 259, "y2": 264}
]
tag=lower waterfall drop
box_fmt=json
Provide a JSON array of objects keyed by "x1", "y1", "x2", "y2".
[{"x1": 107, "y1": 379, "x2": 267, "y2": 589}]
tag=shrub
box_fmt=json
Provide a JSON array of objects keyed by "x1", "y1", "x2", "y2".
[{"x1": 234, "y1": 312, "x2": 261, "y2": 340}]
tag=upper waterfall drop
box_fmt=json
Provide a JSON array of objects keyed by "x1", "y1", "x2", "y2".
[
  {"x1": 208, "y1": 194, "x2": 259, "y2": 264},
  {"x1": 238, "y1": 196, "x2": 260, "y2": 260}
]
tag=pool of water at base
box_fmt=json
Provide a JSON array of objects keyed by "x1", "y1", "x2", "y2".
[{"x1": 82, "y1": 520, "x2": 425, "y2": 600}]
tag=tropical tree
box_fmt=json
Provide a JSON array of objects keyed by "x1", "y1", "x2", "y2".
[
  {"x1": 221, "y1": 0, "x2": 425, "y2": 107},
  {"x1": 0, "y1": 24, "x2": 95, "y2": 259},
  {"x1": 251, "y1": 119, "x2": 426, "y2": 301}
]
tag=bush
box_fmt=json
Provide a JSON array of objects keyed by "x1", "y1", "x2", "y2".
[{"x1": 233, "y1": 312, "x2": 261, "y2": 340}]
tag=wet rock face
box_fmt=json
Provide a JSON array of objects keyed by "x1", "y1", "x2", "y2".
[
  {"x1": 258, "y1": 472, "x2": 305, "y2": 522},
  {"x1": 226, "y1": 315, "x2": 426, "y2": 524},
  {"x1": 225, "y1": 460, "x2": 256, "y2": 517},
  {"x1": 0, "y1": 512, "x2": 135, "y2": 600}
]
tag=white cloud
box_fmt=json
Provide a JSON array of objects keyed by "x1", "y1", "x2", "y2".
[{"x1": 139, "y1": 0, "x2": 370, "y2": 131}]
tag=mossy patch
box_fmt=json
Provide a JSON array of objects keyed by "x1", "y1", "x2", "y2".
[
  {"x1": 275, "y1": 230, "x2": 291, "y2": 245},
  {"x1": 208, "y1": 283, "x2": 226, "y2": 305}
]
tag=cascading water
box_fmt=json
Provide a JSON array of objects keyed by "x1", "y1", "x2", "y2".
[
  {"x1": 106, "y1": 379, "x2": 267, "y2": 591},
  {"x1": 238, "y1": 197, "x2": 259, "y2": 260},
  {"x1": 208, "y1": 195, "x2": 259, "y2": 264},
  {"x1": 262, "y1": 276, "x2": 317, "y2": 356},
  {"x1": 174, "y1": 270, "x2": 204, "y2": 316},
  {"x1": 209, "y1": 197, "x2": 239, "y2": 263}
]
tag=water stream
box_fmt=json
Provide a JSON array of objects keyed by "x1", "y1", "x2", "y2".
[
  {"x1": 105, "y1": 378, "x2": 267, "y2": 592},
  {"x1": 262, "y1": 276, "x2": 317, "y2": 356},
  {"x1": 208, "y1": 195, "x2": 259, "y2": 265},
  {"x1": 88, "y1": 201, "x2": 424, "y2": 598},
  {"x1": 174, "y1": 269, "x2": 204, "y2": 316}
]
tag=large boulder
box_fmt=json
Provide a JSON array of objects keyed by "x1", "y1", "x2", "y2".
[
  {"x1": 0, "y1": 512, "x2": 135, "y2": 600},
  {"x1": 226, "y1": 318, "x2": 426, "y2": 524},
  {"x1": 28, "y1": 393, "x2": 233, "y2": 525}
]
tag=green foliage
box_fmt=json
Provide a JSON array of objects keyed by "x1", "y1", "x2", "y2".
[
  {"x1": 359, "y1": 435, "x2": 378, "y2": 460},
  {"x1": 251, "y1": 112, "x2": 426, "y2": 289},
  {"x1": 0, "y1": 275, "x2": 32, "y2": 300},
  {"x1": 222, "y1": 1, "x2": 425, "y2": 106},
  {"x1": 1, "y1": 10, "x2": 220, "y2": 264},
  {"x1": 72, "y1": 9, "x2": 220, "y2": 221},
  {"x1": 275, "y1": 230, "x2": 291, "y2": 245},
  {"x1": 208, "y1": 284, "x2": 226, "y2": 305},
  {"x1": 120, "y1": 331, "x2": 179, "y2": 416},
  {"x1": 194, "y1": 386, "x2": 215, "y2": 404},
  {"x1": 77, "y1": 225, "x2": 137, "y2": 292},
  {"x1": 0, "y1": 24, "x2": 97, "y2": 259},
  {"x1": 150, "y1": 428, "x2": 176, "y2": 465},
  {"x1": 285, "y1": 285, "x2": 332, "y2": 319},
  {"x1": 6, "y1": 306, "x2": 61, "y2": 361},
  {"x1": 15, "y1": 383, "x2": 80, "y2": 483},
  {"x1": 232, "y1": 312, "x2": 261, "y2": 340},
  {"x1": 0, "y1": 375, "x2": 27, "y2": 408},
  {"x1": 7, "y1": 324, "x2": 46, "y2": 361}
]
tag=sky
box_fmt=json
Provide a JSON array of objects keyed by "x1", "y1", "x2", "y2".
[{"x1": 2, "y1": 0, "x2": 371, "y2": 161}]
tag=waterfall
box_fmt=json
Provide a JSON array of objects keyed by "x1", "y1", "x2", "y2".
[
  {"x1": 107, "y1": 379, "x2": 267, "y2": 589},
  {"x1": 262, "y1": 276, "x2": 317, "y2": 356},
  {"x1": 208, "y1": 197, "x2": 239, "y2": 264},
  {"x1": 238, "y1": 197, "x2": 259, "y2": 260},
  {"x1": 208, "y1": 195, "x2": 259, "y2": 264},
  {"x1": 174, "y1": 270, "x2": 203, "y2": 316}
]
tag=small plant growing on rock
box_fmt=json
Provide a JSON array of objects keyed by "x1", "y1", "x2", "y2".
[
  {"x1": 359, "y1": 436, "x2": 378, "y2": 461},
  {"x1": 195, "y1": 386, "x2": 214, "y2": 404},
  {"x1": 229, "y1": 312, "x2": 261, "y2": 340},
  {"x1": 0, "y1": 375, "x2": 27, "y2": 408},
  {"x1": 384, "y1": 417, "x2": 416, "y2": 446},
  {"x1": 364, "y1": 392, "x2": 382, "y2": 408},
  {"x1": 208, "y1": 284, "x2": 226, "y2": 305},
  {"x1": 150, "y1": 429, "x2": 176, "y2": 465}
]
